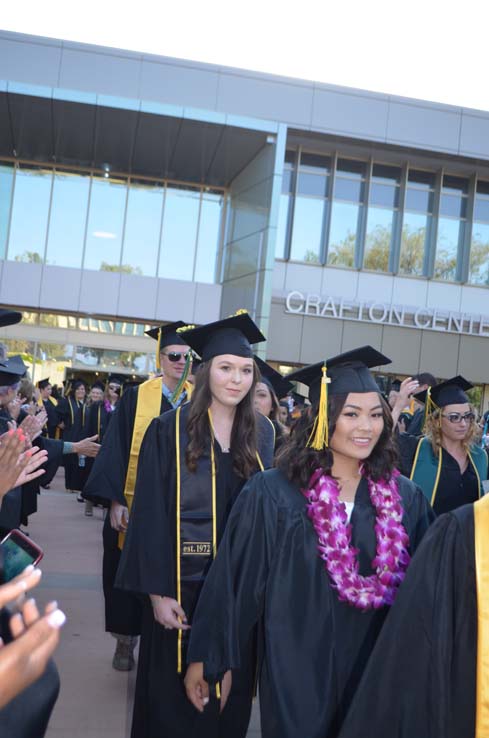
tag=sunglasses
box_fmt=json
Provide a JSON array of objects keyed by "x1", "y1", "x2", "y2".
[
  {"x1": 441, "y1": 411, "x2": 476, "y2": 424},
  {"x1": 161, "y1": 351, "x2": 193, "y2": 363}
]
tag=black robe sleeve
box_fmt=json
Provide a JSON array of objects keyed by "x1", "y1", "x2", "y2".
[
  {"x1": 83, "y1": 389, "x2": 137, "y2": 505},
  {"x1": 115, "y1": 413, "x2": 175, "y2": 596},
  {"x1": 187, "y1": 472, "x2": 278, "y2": 683},
  {"x1": 256, "y1": 414, "x2": 275, "y2": 469},
  {"x1": 338, "y1": 508, "x2": 476, "y2": 738}
]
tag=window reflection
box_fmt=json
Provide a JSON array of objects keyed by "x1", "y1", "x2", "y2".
[
  {"x1": 364, "y1": 208, "x2": 395, "y2": 271},
  {"x1": 470, "y1": 181, "x2": 489, "y2": 285},
  {"x1": 122, "y1": 181, "x2": 164, "y2": 276},
  {"x1": 290, "y1": 197, "x2": 324, "y2": 262},
  {"x1": 194, "y1": 193, "x2": 223, "y2": 283},
  {"x1": 399, "y1": 170, "x2": 435, "y2": 276},
  {"x1": 158, "y1": 186, "x2": 200, "y2": 280},
  {"x1": 83, "y1": 176, "x2": 127, "y2": 271},
  {"x1": 7, "y1": 165, "x2": 52, "y2": 263},
  {"x1": 46, "y1": 171, "x2": 90, "y2": 268},
  {"x1": 0, "y1": 164, "x2": 14, "y2": 259},
  {"x1": 434, "y1": 175, "x2": 468, "y2": 281},
  {"x1": 328, "y1": 202, "x2": 360, "y2": 267}
]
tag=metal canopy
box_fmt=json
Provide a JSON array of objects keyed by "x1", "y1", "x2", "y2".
[{"x1": 0, "y1": 90, "x2": 269, "y2": 187}]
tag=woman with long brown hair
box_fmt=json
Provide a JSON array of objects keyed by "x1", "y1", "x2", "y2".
[
  {"x1": 185, "y1": 346, "x2": 435, "y2": 738},
  {"x1": 253, "y1": 356, "x2": 291, "y2": 452},
  {"x1": 116, "y1": 312, "x2": 275, "y2": 738},
  {"x1": 393, "y1": 375, "x2": 488, "y2": 513}
]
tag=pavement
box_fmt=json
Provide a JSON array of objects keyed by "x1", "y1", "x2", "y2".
[{"x1": 26, "y1": 469, "x2": 261, "y2": 737}]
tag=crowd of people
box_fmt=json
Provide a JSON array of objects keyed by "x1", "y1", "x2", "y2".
[{"x1": 0, "y1": 304, "x2": 488, "y2": 737}]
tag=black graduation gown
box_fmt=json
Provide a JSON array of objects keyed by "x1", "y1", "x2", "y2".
[
  {"x1": 41, "y1": 399, "x2": 60, "y2": 440},
  {"x1": 115, "y1": 405, "x2": 275, "y2": 738},
  {"x1": 398, "y1": 433, "x2": 485, "y2": 513},
  {"x1": 81, "y1": 400, "x2": 116, "y2": 506},
  {"x1": 187, "y1": 469, "x2": 435, "y2": 738},
  {"x1": 56, "y1": 397, "x2": 81, "y2": 490},
  {"x1": 0, "y1": 659, "x2": 60, "y2": 738},
  {"x1": 83, "y1": 386, "x2": 175, "y2": 636},
  {"x1": 338, "y1": 505, "x2": 477, "y2": 738}
]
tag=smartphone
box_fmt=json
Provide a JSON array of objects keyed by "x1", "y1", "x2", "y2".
[{"x1": 0, "y1": 529, "x2": 43, "y2": 583}]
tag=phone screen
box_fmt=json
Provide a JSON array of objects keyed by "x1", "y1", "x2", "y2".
[{"x1": 1, "y1": 536, "x2": 39, "y2": 582}]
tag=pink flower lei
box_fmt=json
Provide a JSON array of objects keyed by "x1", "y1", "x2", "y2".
[{"x1": 303, "y1": 467, "x2": 411, "y2": 611}]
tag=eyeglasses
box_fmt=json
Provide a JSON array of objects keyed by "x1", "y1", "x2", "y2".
[
  {"x1": 161, "y1": 351, "x2": 193, "y2": 363},
  {"x1": 441, "y1": 411, "x2": 476, "y2": 424}
]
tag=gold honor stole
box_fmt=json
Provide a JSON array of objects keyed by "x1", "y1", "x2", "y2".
[
  {"x1": 118, "y1": 378, "x2": 193, "y2": 550},
  {"x1": 475, "y1": 494, "x2": 489, "y2": 736},
  {"x1": 174, "y1": 406, "x2": 264, "y2": 673}
]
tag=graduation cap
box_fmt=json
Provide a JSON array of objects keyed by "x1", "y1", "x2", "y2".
[
  {"x1": 107, "y1": 374, "x2": 123, "y2": 385},
  {"x1": 390, "y1": 379, "x2": 402, "y2": 392},
  {"x1": 182, "y1": 310, "x2": 265, "y2": 362},
  {"x1": 415, "y1": 375, "x2": 472, "y2": 414},
  {"x1": 0, "y1": 355, "x2": 27, "y2": 386},
  {"x1": 37, "y1": 377, "x2": 51, "y2": 390},
  {"x1": 254, "y1": 356, "x2": 294, "y2": 399},
  {"x1": 146, "y1": 321, "x2": 189, "y2": 371},
  {"x1": 91, "y1": 380, "x2": 105, "y2": 392},
  {"x1": 287, "y1": 346, "x2": 391, "y2": 450},
  {"x1": 0, "y1": 308, "x2": 22, "y2": 328}
]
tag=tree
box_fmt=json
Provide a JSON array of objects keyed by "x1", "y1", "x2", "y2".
[
  {"x1": 100, "y1": 262, "x2": 143, "y2": 275},
  {"x1": 14, "y1": 251, "x2": 42, "y2": 263}
]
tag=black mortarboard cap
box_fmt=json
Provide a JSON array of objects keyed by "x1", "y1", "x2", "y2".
[
  {"x1": 145, "y1": 321, "x2": 189, "y2": 348},
  {"x1": 288, "y1": 346, "x2": 391, "y2": 406},
  {"x1": 415, "y1": 375, "x2": 472, "y2": 409},
  {"x1": 0, "y1": 308, "x2": 22, "y2": 328},
  {"x1": 390, "y1": 379, "x2": 401, "y2": 392},
  {"x1": 254, "y1": 356, "x2": 294, "y2": 398},
  {"x1": 287, "y1": 346, "x2": 391, "y2": 450},
  {"x1": 108, "y1": 374, "x2": 123, "y2": 385},
  {"x1": 37, "y1": 377, "x2": 51, "y2": 390},
  {"x1": 182, "y1": 311, "x2": 265, "y2": 362},
  {"x1": 91, "y1": 380, "x2": 105, "y2": 391},
  {"x1": 0, "y1": 355, "x2": 27, "y2": 385}
]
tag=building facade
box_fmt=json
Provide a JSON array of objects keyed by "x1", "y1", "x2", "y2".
[{"x1": 1, "y1": 31, "x2": 489, "y2": 402}]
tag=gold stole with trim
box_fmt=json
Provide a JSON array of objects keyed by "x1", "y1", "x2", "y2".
[
  {"x1": 118, "y1": 377, "x2": 193, "y2": 549},
  {"x1": 474, "y1": 494, "x2": 489, "y2": 736}
]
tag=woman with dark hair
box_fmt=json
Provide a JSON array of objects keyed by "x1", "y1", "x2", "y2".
[
  {"x1": 253, "y1": 357, "x2": 291, "y2": 452},
  {"x1": 185, "y1": 346, "x2": 435, "y2": 738},
  {"x1": 393, "y1": 375, "x2": 488, "y2": 514},
  {"x1": 115, "y1": 312, "x2": 275, "y2": 738}
]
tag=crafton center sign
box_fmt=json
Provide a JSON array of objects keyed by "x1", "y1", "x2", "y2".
[{"x1": 285, "y1": 291, "x2": 489, "y2": 338}]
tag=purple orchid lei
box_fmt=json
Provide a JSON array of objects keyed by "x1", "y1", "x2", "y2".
[{"x1": 303, "y1": 467, "x2": 411, "y2": 611}]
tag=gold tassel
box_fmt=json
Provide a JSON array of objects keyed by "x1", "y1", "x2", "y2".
[
  {"x1": 421, "y1": 387, "x2": 439, "y2": 432},
  {"x1": 156, "y1": 327, "x2": 162, "y2": 371},
  {"x1": 307, "y1": 364, "x2": 329, "y2": 450}
]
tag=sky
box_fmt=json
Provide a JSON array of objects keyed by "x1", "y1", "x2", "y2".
[{"x1": 2, "y1": 0, "x2": 489, "y2": 111}]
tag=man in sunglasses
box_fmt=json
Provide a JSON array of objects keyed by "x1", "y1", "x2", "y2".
[
  {"x1": 394, "y1": 375, "x2": 488, "y2": 514},
  {"x1": 83, "y1": 321, "x2": 194, "y2": 671}
]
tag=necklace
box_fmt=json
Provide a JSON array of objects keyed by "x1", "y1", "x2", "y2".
[{"x1": 303, "y1": 467, "x2": 410, "y2": 611}]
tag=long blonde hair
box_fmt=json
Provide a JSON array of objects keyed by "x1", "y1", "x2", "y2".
[{"x1": 424, "y1": 407, "x2": 478, "y2": 455}]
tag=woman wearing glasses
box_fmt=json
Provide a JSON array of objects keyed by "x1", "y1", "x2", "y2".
[{"x1": 394, "y1": 376, "x2": 488, "y2": 514}]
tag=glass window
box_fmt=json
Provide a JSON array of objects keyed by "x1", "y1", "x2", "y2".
[
  {"x1": 405, "y1": 188, "x2": 434, "y2": 212},
  {"x1": 370, "y1": 183, "x2": 399, "y2": 208},
  {"x1": 443, "y1": 175, "x2": 468, "y2": 194},
  {"x1": 158, "y1": 186, "x2": 200, "y2": 280},
  {"x1": 289, "y1": 197, "x2": 324, "y2": 263},
  {"x1": 334, "y1": 177, "x2": 364, "y2": 202},
  {"x1": 297, "y1": 172, "x2": 328, "y2": 197},
  {"x1": 83, "y1": 176, "x2": 127, "y2": 271},
  {"x1": 0, "y1": 164, "x2": 14, "y2": 259},
  {"x1": 364, "y1": 207, "x2": 395, "y2": 272},
  {"x1": 194, "y1": 192, "x2": 223, "y2": 283},
  {"x1": 282, "y1": 168, "x2": 293, "y2": 194},
  {"x1": 408, "y1": 169, "x2": 436, "y2": 188},
  {"x1": 337, "y1": 159, "x2": 365, "y2": 177},
  {"x1": 475, "y1": 198, "x2": 489, "y2": 222},
  {"x1": 40, "y1": 313, "x2": 77, "y2": 329},
  {"x1": 300, "y1": 152, "x2": 330, "y2": 173},
  {"x1": 399, "y1": 212, "x2": 431, "y2": 276},
  {"x1": 122, "y1": 181, "x2": 164, "y2": 276},
  {"x1": 327, "y1": 202, "x2": 361, "y2": 267},
  {"x1": 435, "y1": 218, "x2": 464, "y2": 281},
  {"x1": 372, "y1": 164, "x2": 401, "y2": 184},
  {"x1": 469, "y1": 222, "x2": 489, "y2": 285},
  {"x1": 440, "y1": 193, "x2": 467, "y2": 218},
  {"x1": 7, "y1": 165, "x2": 52, "y2": 263},
  {"x1": 276, "y1": 193, "x2": 291, "y2": 259},
  {"x1": 45, "y1": 171, "x2": 90, "y2": 268}
]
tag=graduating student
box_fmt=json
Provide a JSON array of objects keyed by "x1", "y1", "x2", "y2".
[
  {"x1": 83, "y1": 321, "x2": 194, "y2": 671},
  {"x1": 396, "y1": 375, "x2": 488, "y2": 513},
  {"x1": 56, "y1": 379, "x2": 87, "y2": 494},
  {"x1": 253, "y1": 356, "x2": 292, "y2": 452},
  {"x1": 116, "y1": 312, "x2": 275, "y2": 738},
  {"x1": 37, "y1": 379, "x2": 60, "y2": 440},
  {"x1": 185, "y1": 346, "x2": 435, "y2": 738},
  {"x1": 338, "y1": 492, "x2": 489, "y2": 738}
]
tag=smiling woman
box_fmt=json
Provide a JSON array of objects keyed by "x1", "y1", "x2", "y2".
[{"x1": 185, "y1": 345, "x2": 435, "y2": 738}]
